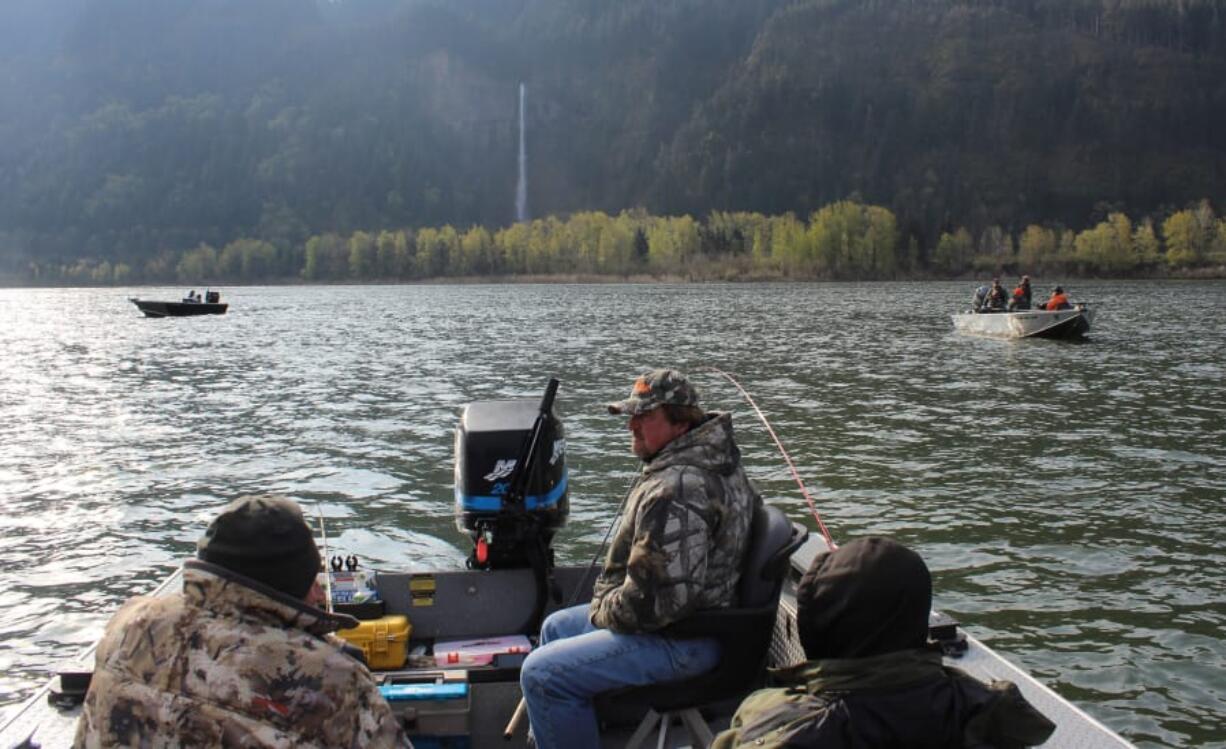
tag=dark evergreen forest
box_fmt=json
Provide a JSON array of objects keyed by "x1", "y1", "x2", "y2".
[{"x1": 2, "y1": 0, "x2": 1225, "y2": 282}]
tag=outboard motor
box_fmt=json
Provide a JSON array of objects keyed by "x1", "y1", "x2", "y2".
[{"x1": 455, "y1": 379, "x2": 568, "y2": 571}]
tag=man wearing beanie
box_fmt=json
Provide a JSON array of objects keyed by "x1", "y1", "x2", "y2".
[
  {"x1": 520, "y1": 368, "x2": 762, "y2": 748},
  {"x1": 711, "y1": 537, "x2": 1055, "y2": 748},
  {"x1": 75, "y1": 495, "x2": 410, "y2": 748}
]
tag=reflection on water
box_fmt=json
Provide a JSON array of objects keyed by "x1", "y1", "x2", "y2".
[{"x1": 1, "y1": 281, "x2": 1223, "y2": 747}]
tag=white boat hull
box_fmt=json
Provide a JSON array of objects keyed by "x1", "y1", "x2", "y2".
[{"x1": 952, "y1": 305, "x2": 1095, "y2": 339}]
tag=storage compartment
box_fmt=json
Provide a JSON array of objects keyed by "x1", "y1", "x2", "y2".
[
  {"x1": 381, "y1": 670, "x2": 471, "y2": 744},
  {"x1": 335, "y1": 599, "x2": 386, "y2": 620},
  {"x1": 336, "y1": 615, "x2": 411, "y2": 670}
]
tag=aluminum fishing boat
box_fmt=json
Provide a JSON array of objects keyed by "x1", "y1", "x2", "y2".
[
  {"x1": 952, "y1": 304, "x2": 1095, "y2": 339},
  {"x1": 0, "y1": 533, "x2": 1134, "y2": 749}
]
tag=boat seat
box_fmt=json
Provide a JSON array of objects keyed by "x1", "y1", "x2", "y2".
[{"x1": 597, "y1": 503, "x2": 807, "y2": 749}]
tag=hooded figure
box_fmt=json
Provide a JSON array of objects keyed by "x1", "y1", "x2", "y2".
[
  {"x1": 797, "y1": 537, "x2": 932, "y2": 659},
  {"x1": 712, "y1": 537, "x2": 1055, "y2": 748}
]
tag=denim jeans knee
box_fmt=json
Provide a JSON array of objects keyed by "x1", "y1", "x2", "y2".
[{"x1": 520, "y1": 604, "x2": 721, "y2": 749}]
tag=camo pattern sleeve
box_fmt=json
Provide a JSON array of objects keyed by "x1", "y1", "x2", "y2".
[
  {"x1": 590, "y1": 412, "x2": 759, "y2": 633},
  {"x1": 590, "y1": 468, "x2": 717, "y2": 632}
]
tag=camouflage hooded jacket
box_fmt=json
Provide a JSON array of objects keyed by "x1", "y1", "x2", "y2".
[
  {"x1": 74, "y1": 560, "x2": 409, "y2": 749},
  {"x1": 590, "y1": 411, "x2": 762, "y2": 633},
  {"x1": 711, "y1": 650, "x2": 1055, "y2": 748}
]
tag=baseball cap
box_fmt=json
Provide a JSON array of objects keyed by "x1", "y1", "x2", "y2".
[{"x1": 607, "y1": 368, "x2": 700, "y2": 416}]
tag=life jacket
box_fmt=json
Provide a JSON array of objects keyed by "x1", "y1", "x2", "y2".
[
  {"x1": 1046, "y1": 293, "x2": 1069, "y2": 310},
  {"x1": 1011, "y1": 286, "x2": 1026, "y2": 300}
]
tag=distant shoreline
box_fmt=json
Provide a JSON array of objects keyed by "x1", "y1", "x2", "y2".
[{"x1": 2, "y1": 267, "x2": 1224, "y2": 290}]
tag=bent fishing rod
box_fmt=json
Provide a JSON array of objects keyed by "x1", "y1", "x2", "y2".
[{"x1": 706, "y1": 366, "x2": 836, "y2": 549}]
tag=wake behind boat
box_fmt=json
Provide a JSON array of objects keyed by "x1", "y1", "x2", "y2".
[
  {"x1": 130, "y1": 290, "x2": 227, "y2": 318},
  {"x1": 952, "y1": 303, "x2": 1096, "y2": 339}
]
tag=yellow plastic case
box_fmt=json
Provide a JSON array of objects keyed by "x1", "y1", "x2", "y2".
[{"x1": 336, "y1": 614, "x2": 411, "y2": 670}]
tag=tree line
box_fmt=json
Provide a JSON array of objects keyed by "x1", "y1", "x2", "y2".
[
  {"x1": 3, "y1": 0, "x2": 1226, "y2": 276},
  {"x1": 26, "y1": 199, "x2": 1226, "y2": 286}
]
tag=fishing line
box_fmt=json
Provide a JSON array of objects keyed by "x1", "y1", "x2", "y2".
[
  {"x1": 565, "y1": 481, "x2": 635, "y2": 607},
  {"x1": 707, "y1": 367, "x2": 836, "y2": 548}
]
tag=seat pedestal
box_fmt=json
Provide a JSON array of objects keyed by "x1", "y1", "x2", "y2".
[{"x1": 625, "y1": 707, "x2": 714, "y2": 749}]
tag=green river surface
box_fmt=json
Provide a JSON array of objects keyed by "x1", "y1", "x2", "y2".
[{"x1": 0, "y1": 281, "x2": 1222, "y2": 747}]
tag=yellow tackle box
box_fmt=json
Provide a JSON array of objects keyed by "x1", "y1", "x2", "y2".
[{"x1": 337, "y1": 614, "x2": 411, "y2": 670}]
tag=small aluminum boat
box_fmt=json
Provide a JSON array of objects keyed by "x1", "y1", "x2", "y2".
[{"x1": 952, "y1": 304, "x2": 1095, "y2": 339}]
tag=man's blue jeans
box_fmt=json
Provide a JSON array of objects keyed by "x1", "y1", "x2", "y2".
[{"x1": 519, "y1": 604, "x2": 720, "y2": 749}]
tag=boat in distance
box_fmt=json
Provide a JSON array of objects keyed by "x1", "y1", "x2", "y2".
[
  {"x1": 952, "y1": 303, "x2": 1095, "y2": 339},
  {"x1": 130, "y1": 290, "x2": 227, "y2": 318}
]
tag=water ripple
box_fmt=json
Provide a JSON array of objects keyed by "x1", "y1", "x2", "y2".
[{"x1": 0, "y1": 282, "x2": 1223, "y2": 746}]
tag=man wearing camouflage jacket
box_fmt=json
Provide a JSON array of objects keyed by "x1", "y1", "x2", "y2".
[
  {"x1": 74, "y1": 495, "x2": 409, "y2": 749},
  {"x1": 520, "y1": 368, "x2": 762, "y2": 749}
]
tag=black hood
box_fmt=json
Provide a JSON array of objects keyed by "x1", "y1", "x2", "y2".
[{"x1": 797, "y1": 537, "x2": 932, "y2": 659}]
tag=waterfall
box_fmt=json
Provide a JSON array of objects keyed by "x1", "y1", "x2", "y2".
[{"x1": 516, "y1": 82, "x2": 528, "y2": 223}]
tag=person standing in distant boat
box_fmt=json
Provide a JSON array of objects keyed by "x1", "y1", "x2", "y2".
[
  {"x1": 1008, "y1": 275, "x2": 1032, "y2": 311},
  {"x1": 970, "y1": 285, "x2": 989, "y2": 313},
  {"x1": 711, "y1": 538, "x2": 1055, "y2": 749},
  {"x1": 1044, "y1": 286, "x2": 1071, "y2": 310},
  {"x1": 985, "y1": 278, "x2": 1007, "y2": 311},
  {"x1": 74, "y1": 495, "x2": 410, "y2": 749},
  {"x1": 519, "y1": 368, "x2": 762, "y2": 749}
]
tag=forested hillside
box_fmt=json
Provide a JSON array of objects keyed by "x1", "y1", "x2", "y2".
[{"x1": 2, "y1": 0, "x2": 1225, "y2": 282}]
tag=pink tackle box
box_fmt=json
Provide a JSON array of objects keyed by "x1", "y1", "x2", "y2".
[{"x1": 432, "y1": 635, "x2": 532, "y2": 668}]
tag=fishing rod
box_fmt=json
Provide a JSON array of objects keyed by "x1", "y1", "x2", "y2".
[
  {"x1": 706, "y1": 367, "x2": 836, "y2": 549},
  {"x1": 315, "y1": 503, "x2": 333, "y2": 614}
]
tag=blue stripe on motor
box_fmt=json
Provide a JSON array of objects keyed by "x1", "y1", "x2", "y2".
[{"x1": 457, "y1": 470, "x2": 568, "y2": 512}]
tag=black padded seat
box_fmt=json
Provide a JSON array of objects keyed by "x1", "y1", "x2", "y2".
[{"x1": 597, "y1": 503, "x2": 807, "y2": 748}]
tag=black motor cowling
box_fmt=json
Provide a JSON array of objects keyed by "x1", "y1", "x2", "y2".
[{"x1": 454, "y1": 398, "x2": 568, "y2": 569}]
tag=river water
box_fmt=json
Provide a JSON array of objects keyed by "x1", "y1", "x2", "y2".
[{"x1": 0, "y1": 281, "x2": 1222, "y2": 746}]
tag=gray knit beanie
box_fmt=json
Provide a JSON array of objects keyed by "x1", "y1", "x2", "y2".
[{"x1": 197, "y1": 495, "x2": 321, "y2": 599}]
